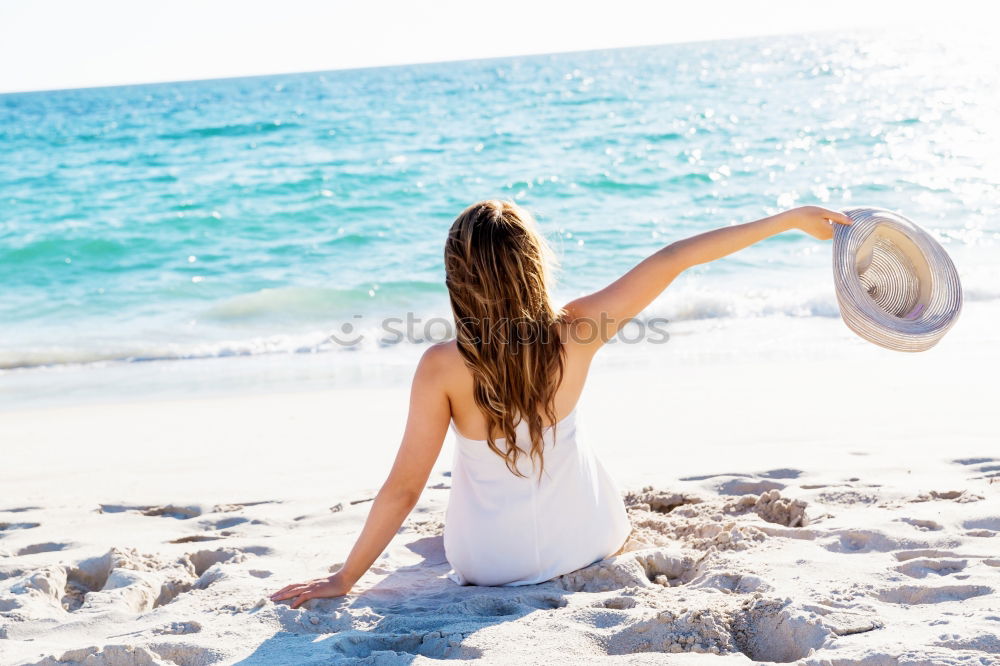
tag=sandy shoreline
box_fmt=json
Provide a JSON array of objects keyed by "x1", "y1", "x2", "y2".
[{"x1": 1, "y1": 305, "x2": 998, "y2": 664}]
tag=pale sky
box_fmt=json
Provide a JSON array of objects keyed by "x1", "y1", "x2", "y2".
[{"x1": 0, "y1": 0, "x2": 979, "y2": 94}]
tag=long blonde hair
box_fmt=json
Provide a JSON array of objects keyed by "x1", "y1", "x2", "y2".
[{"x1": 444, "y1": 200, "x2": 565, "y2": 480}]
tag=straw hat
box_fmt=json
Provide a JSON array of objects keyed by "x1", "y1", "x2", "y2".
[{"x1": 833, "y1": 207, "x2": 962, "y2": 352}]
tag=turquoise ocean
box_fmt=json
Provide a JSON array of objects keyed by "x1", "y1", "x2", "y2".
[{"x1": 2, "y1": 31, "x2": 998, "y2": 407}]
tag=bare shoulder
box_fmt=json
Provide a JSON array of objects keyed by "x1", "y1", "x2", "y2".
[
  {"x1": 418, "y1": 340, "x2": 466, "y2": 378},
  {"x1": 422, "y1": 339, "x2": 460, "y2": 362},
  {"x1": 558, "y1": 300, "x2": 605, "y2": 353},
  {"x1": 561, "y1": 297, "x2": 590, "y2": 322},
  {"x1": 415, "y1": 341, "x2": 470, "y2": 410}
]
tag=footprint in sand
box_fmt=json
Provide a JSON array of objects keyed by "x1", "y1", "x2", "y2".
[
  {"x1": 965, "y1": 530, "x2": 997, "y2": 538},
  {"x1": 270, "y1": 594, "x2": 519, "y2": 660},
  {"x1": 757, "y1": 468, "x2": 803, "y2": 480},
  {"x1": 100, "y1": 502, "x2": 272, "y2": 543},
  {"x1": 0, "y1": 521, "x2": 41, "y2": 533},
  {"x1": 16, "y1": 542, "x2": 68, "y2": 555},
  {"x1": 604, "y1": 593, "x2": 860, "y2": 661},
  {"x1": 200, "y1": 516, "x2": 250, "y2": 530},
  {"x1": 325, "y1": 629, "x2": 483, "y2": 660},
  {"x1": 169, "y1": 535, "x2": 224, "y2": 544},
  {"x1": 823, "y1": 529, "x2": 918, "y2": 554},
  {"x1": 602, "y1": 605, "x2": 738, "y2": 656},
  {"x1": 583, "y1": 589, "x2": 870, "y2": 660},
  {"x1": 954, "y1": 457, "x2": 995, "y2": 466},
  {"x1": 963, "y1": 517, "x2": 1000, "y2": 531},
  {"x1": 98, "y1": 504, "x2": 203, "y2": 519},
  {"x1": 35, "y1": 645, "x2": 179, "y2": 665},
  {"x1": 557, "y1": 549, "x2": 704, "y2": 592},
  {"x1": 953, "y1": 457, "x2": 1000, "y2": 481},
  {"x1": 962, "y1": 516, "x2": 1000, "y2": 538},
  {"x1": 168, "y1": 516, "x2": 257, "y2": 543},
  {"x1": 898, "y1": 517, "x2": 944, "y2": 531},
  {"x1": 877, "y1": 584, "x2": 992, "y2": 604},
  {"x1": 716, "y1": 478, "x2": 786, "y2": 496},
  {"x1": 894, "y1": 549, "x2": 968, "y2": 562},
  {"x1": 623, "y1": 488, "x2": 703, "y2": 514},
  {"x1": 895, "y1": 558, "x2": 968, "y2": 579},
  {"x1": 3, "y1": 545, "x2": 258, "y2": 616},
  {"x1": 910, "y1": 489, "x2": 984, "y2": 504},
  {"x1": 815, "y1": 489, "x2": 879, "y2": 505},
  {"x1": 36, "y1": 640, "x2": 220, "y2": 666},
  {"x1": 678, "y1": 469, "x2": 801, "y2": 498}
]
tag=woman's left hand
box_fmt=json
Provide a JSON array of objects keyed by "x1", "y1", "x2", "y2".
[{"x1": 270, "y1": 570, "x2": 353, "y2": 609}]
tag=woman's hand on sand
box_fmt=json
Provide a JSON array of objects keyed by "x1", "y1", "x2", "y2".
[
  {"x1": 780, "y1": 205, "x2": 853, "y2": 240},
  {"x1": 270, "y1": 571, "x2": 352, "y2": 609}
]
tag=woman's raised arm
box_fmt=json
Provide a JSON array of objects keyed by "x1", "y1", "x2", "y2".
[
  {"x1": 270, "y1": 344, "x2": 452, "y2": 608},
  {"x1": 562, "y1": 206, "x2": 852, "y2": 347}
]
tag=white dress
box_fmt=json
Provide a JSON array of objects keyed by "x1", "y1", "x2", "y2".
[{"x1": 443, "y1": 407, "x2": 632, "y2": 586}]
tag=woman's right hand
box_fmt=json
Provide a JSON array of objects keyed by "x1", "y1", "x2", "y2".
[
  {"x1": 270, "y1": 570, "x2": 354, "y2": 609},
  {"x1": 780, "y1": 205, "x2": 853, "y2": 240}
]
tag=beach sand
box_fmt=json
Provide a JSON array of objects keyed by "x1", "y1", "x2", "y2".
[{"x1": 1, "y1": 304, "x2": 998, "y2": 665}]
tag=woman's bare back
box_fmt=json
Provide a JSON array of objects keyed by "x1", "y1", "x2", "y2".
[{"x1": 434, "y1": 323, "x2": 597, "y2": 441}]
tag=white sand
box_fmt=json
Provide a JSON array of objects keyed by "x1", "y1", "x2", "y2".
[{"x1": 1, "y1": 303, "x2": 998, "y2": 665}]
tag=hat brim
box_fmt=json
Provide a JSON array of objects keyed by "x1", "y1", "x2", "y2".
[{"x1": 833, "y1": 207, "x2": 962, "y2": 352}]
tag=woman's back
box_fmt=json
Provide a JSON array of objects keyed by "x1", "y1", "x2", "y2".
[
  {"x1": 444, "y1": 392, "x2": 631, "y2": 586},
  {"x1": 440, "y1": 335, "x2": 595, "y2": 443}
]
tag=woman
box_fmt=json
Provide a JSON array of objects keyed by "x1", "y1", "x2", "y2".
[{"x1": 271, "y1": 200, "x2": 851, "y2": 608}]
